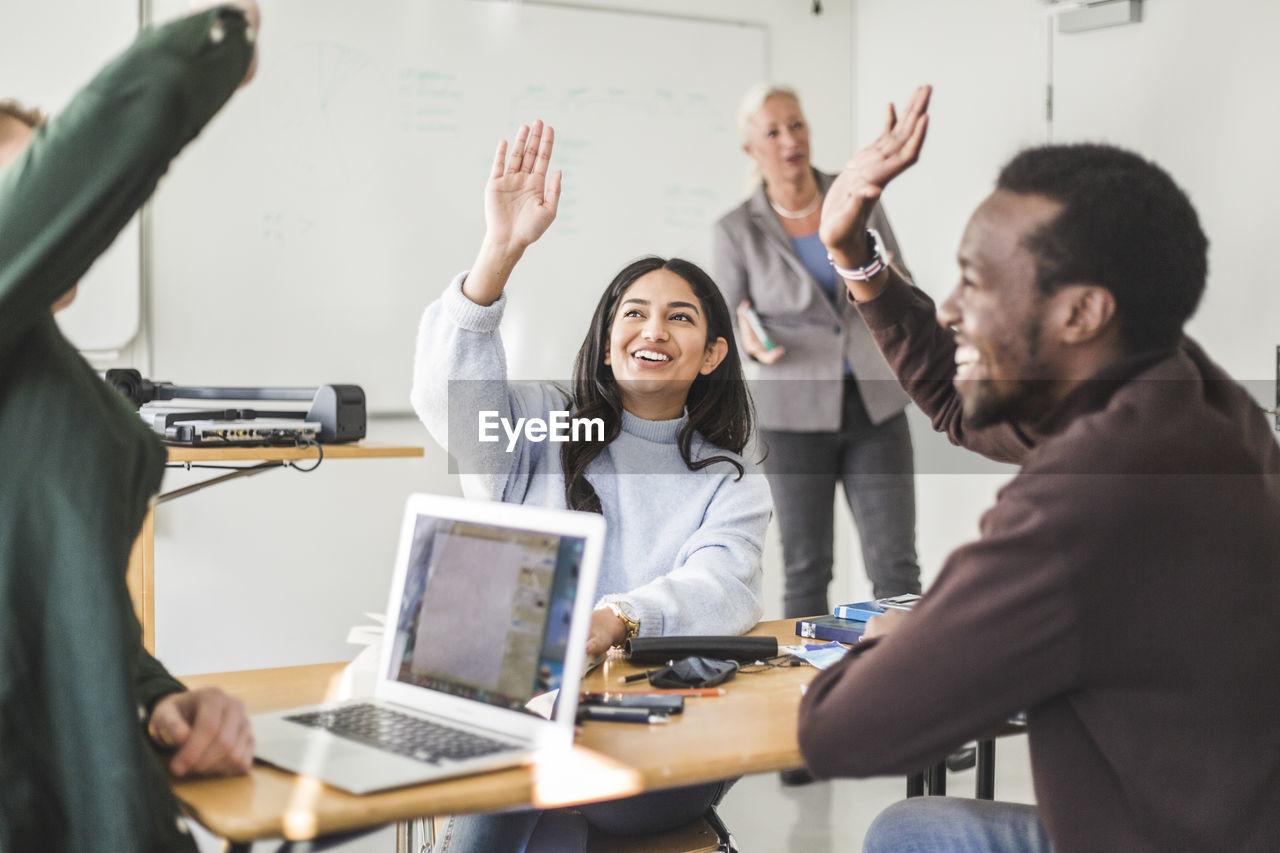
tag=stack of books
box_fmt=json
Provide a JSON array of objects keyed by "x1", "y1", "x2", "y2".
[{"x1": 795, "y1": 594, "x2": 920, "y2": 643}]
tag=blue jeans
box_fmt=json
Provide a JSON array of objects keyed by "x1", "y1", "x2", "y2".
[
  {"x1": 863, "y1": 798, "x2": 1052, "y2": 853},
  {"x1": 762, "y1": 381, "x2": 920, "y2": 615},
  {"x1": 438, "y1": 779, "x2": 733, "y2": 853}
]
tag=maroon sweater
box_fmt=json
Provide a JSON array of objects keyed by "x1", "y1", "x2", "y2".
[{"x1": 798, "y1": 274, "x2": 1280, "y2": 852}]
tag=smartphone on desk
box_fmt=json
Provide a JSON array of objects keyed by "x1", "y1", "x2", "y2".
[{"x1": 580, "y1": 692, "x2": 685, "y2": 715}]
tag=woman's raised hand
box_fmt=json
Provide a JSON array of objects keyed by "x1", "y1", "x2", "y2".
[
  {"x1": 819, "y1": 86, "x2": 930, "y2": 270},
  {"x1": 485, "y1": 120, "x2": 562, "y2": 253},
  {"x1": 464, "y1": 121, "x2": 563, "y2": 306}
]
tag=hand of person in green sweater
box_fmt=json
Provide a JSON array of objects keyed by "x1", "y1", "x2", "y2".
[
  {"x1": 148, "y1": 687, "x2": 255, "y2": 778},
  {"x1": 191, "y1": 0, "x2": 262, "y2": 87}
]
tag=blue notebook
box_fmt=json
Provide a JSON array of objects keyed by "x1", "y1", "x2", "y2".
[
  {"x1": 833, "y1": 594, "x2": 920, "y2": 622},
  {"x1": 832, "y1": 600, "x2": 890, "y2": 621},
  {"x1": 796, "y1": 615, "x2": 867, "y2": 644}
]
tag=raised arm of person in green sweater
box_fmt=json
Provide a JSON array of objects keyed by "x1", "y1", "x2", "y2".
[{"x1": 1, "y1": 5, "x2": 261, "y2": 851}]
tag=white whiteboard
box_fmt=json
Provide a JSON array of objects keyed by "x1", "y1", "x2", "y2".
[
  {"x1": 1, "y1": 0, "x2": 141, "y2": 352},
  {"x1": 1051, "y1": 0, "x2": 1280, "y2": 387},
  {"x1": 146, "y1": 0, "x2": 765, "y2": 412}
]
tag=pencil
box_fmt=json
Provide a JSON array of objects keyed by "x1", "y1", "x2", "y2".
[{"x1": 617, "y1": 687, "x2": 726, "y2": 697}]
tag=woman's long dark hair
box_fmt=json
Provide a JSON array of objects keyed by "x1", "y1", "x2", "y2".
[{"x1": 561, "y1": 256, "x2": 755, "y2": 513}]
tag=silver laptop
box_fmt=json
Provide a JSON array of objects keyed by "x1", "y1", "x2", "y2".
[{"x1": 252, "y1": 492, "x2": 604, "y2": 794}]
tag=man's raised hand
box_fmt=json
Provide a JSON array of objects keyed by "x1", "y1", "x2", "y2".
[{"x1": 819, "y1": 86, "x2": 931, "y2": 267}]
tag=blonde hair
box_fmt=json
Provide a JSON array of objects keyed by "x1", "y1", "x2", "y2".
[
  {"x1": 736, "y1": 83, "x2": 801, "y2": 147},
  {"x1": 736, "y1": 83, "x2": 804, "y2": 190}
]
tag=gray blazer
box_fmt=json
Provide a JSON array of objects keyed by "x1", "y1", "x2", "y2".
[{"x1": 712, "y1": 170, "x2": 911, "y2": 431}]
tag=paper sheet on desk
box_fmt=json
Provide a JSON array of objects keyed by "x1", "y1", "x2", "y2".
[
  {"x1": 526, "y1": 689, "x2": 557, "y2": 720},
  {"x1": 781, "y1": 642, "x2": 849, "y2": 670}
]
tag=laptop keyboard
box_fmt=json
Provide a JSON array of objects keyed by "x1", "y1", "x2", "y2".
[{"x1": 285, "y1": 703, "x2": 520, "y2": 765}]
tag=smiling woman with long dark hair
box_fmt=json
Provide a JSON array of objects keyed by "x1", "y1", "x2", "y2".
[
  {"x1": 410, "y1": 120, "x2": 771, "y2": 852},
  {"x1": 562, "y1": 255, "x2": 755, "y2": 513}
]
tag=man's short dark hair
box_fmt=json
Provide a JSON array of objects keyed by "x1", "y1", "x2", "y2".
[{"x1": 997, "y1": 144, "x2": 1208, "y2": 353}]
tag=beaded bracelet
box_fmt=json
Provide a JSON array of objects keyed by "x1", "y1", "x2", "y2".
[{"x1": 828, "y1": 228, "x2": 885, "y2": 282}]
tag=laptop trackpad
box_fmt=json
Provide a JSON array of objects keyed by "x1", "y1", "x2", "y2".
[
  {"x1": 257, "y1": 735, "x2": 437, "y2": 793},
  {"x1": 257, "y1": 734, "x2": 368, "y2": 773}
]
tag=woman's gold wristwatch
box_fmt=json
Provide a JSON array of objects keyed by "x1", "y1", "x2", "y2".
[{"x1": 606, "y1": 602, "x2": 640, "y2": 647}]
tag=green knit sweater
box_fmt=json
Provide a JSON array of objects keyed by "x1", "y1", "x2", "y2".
[{"x1": 0, "y1": 10, "x2": 251, "y2": 851}]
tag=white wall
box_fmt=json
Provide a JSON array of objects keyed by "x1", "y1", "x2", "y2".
[
  {"x1": 1048, "y1": 0, "x2": 1280, "y2": 395},
  {"x1": 1, "y1": 0, "x2": 147, "y2": 364}
]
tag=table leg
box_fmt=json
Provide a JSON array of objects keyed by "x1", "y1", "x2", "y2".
[
  {"x1": 126, "y1": 508, "x2": 156, "y2": 654},
  {"x1": 925, "y1": 760, "x2": 947, "y2": 796},
  {"x1": 906, "y1": 771, "x2": 924, "y2": 797},
  {"x1": 395, "y1": 818, "x2": 435, "y2": 852},
  {"x1": 976, "y1": 738, "x2": 996, "y2": 800}
]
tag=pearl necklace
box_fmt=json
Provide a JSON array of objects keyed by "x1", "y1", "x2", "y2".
[{"x1": 769, "y1": 191, "x2": 822, "y2": 220}]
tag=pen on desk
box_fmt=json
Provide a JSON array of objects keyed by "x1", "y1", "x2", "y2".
[
  {"x1": 629, "y1": 688, "x2": 726, "y2": 698},
  {"x1": 578, "y1": 705, "x2": 670, "y2": 724}
]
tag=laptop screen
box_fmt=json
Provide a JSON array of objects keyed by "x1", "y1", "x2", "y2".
[{"x1": 386, "y1": 513, "x2": 587, "y2": 715}]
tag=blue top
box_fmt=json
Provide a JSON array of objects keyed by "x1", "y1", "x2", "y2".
[
  {"x1": 790, "y1": 232, "x2": 852, "y2": 374},
  {"x1": 790, "y1": 232, "x2": 839, "y2": 302}
]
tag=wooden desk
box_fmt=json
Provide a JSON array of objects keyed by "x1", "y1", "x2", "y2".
[
  {"x1": 127, "y1": 442, "x2": 423, "y2": 653},
  {"x1": 173, "y1": 619, "x2": 813, "y2": 845}
]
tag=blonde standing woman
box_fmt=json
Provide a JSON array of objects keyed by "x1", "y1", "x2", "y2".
[{"x1": 712, "y1": 84, "x2": 922, "y2": 635}]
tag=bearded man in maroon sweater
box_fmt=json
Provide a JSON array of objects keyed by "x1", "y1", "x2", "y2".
[{"x1": 799, "y1": 86, "x2": 1280, "y2": 853}]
